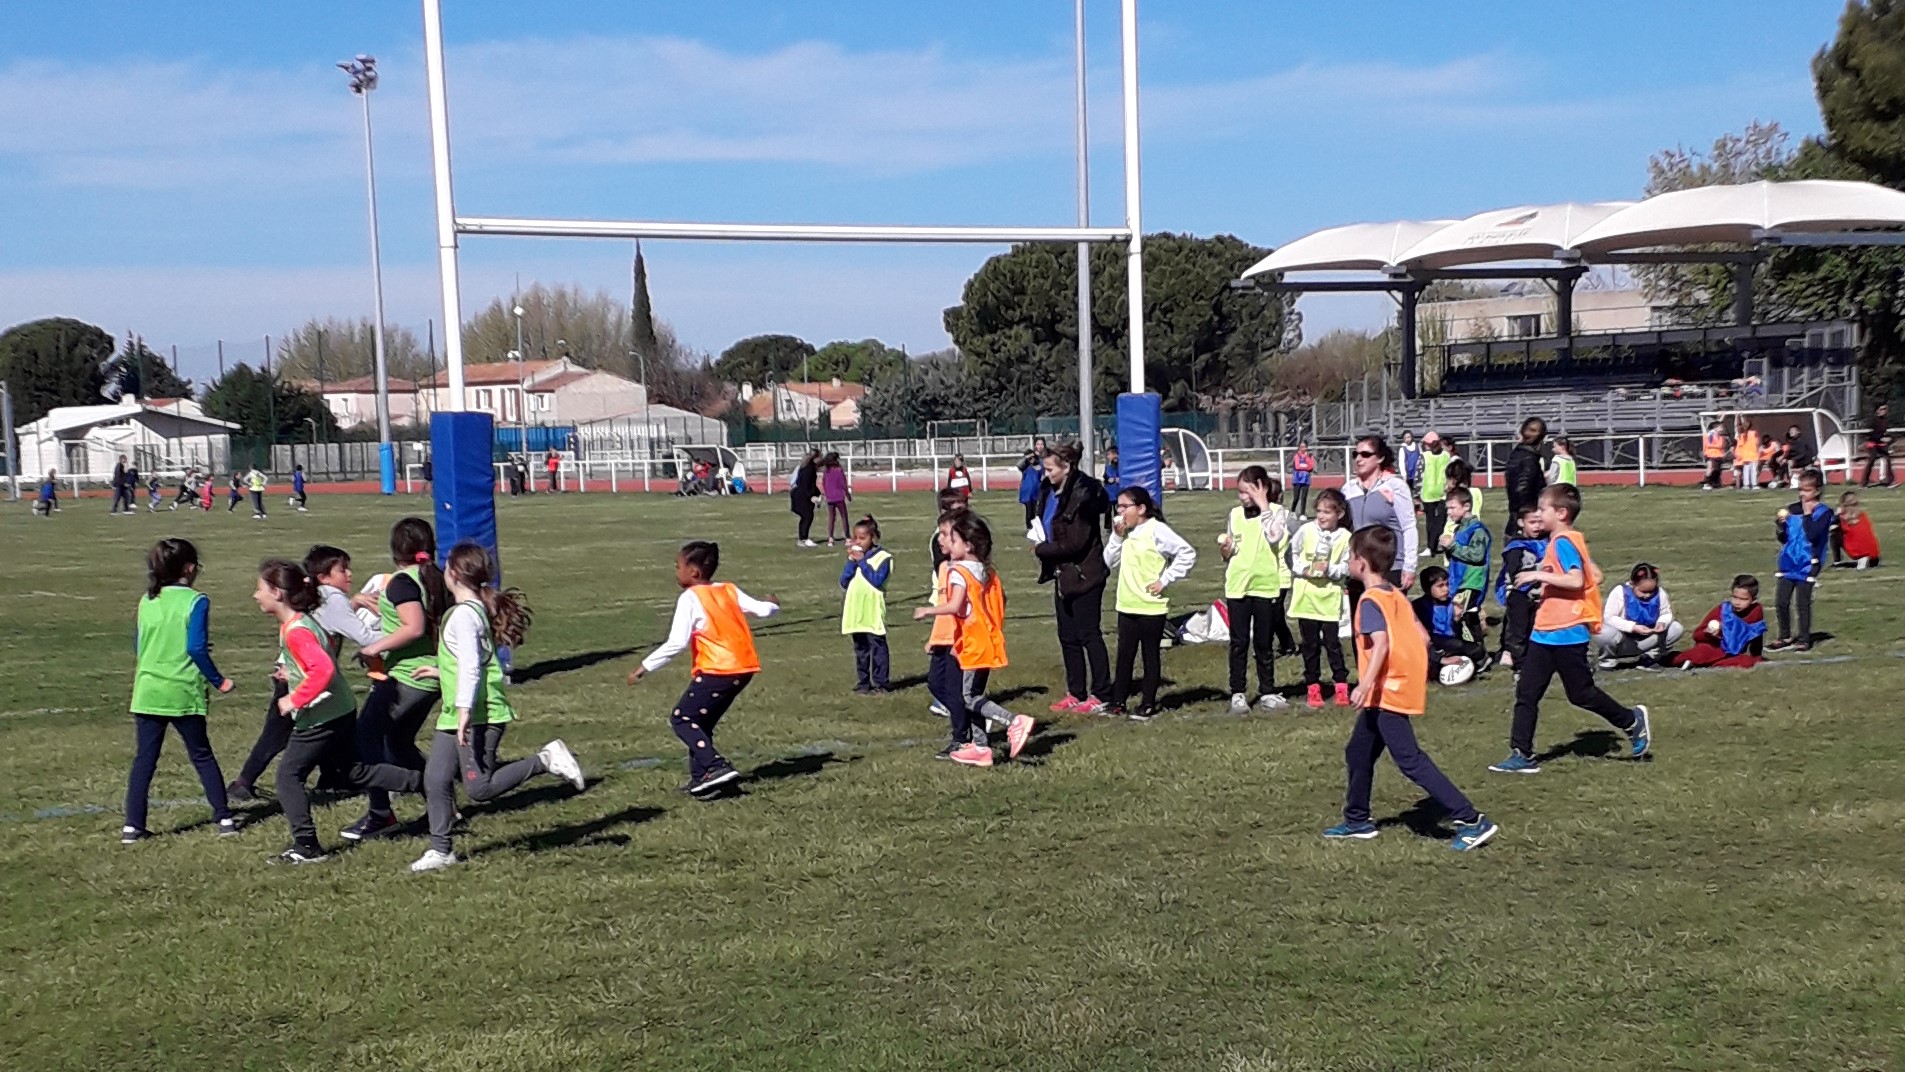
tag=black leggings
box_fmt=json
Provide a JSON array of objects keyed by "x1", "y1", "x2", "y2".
[
  {"x1": 1774, "y1": 576, "x2": 1814, "y2": 643},
  {"x1": 278, "y1": 712, "x2": 422, "y2": 851},
  {"x1": 671, "y1": 672, "x2": 753, "y2": 779},
  {"x1": 126, "y1": 714, "x2": 231, "y2": 831},
  {"x1": 1298, "y1": 617, "x2": 1349, "y2": 686},
  {"x1": 1054, "y1": 585, "x2": 1111, "y2": 701},
  {"x1": 793, "y1": 501, "x2": 816, "y2": 542},
  {"x1": 1508, "y1": 641, "x2": 1636, "y2": 756},
  {"x1": 356, "y1": 678, "x2": 439, "y2": 819},
  {"x1": 1227, "y1": 594, "x2": 1280, "y2": 695},
  {"x1": 235, "y1": 678, "x2": 293, "y2": 788},
  {"x1": 1111, "y1": 612, "x2": 1166, "y2": 711},
  {"x1": 1289, "y1": 484, "x2": 1310, "y2": 517}
]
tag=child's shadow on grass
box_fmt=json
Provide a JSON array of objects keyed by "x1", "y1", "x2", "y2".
[
  {"x1": 887, "y1": 673, "x2": 928, "y2": 691},
  {"x1": 459, "y1": 781, "x2": 591, "y2": 822},
  {"x1": 1376, "y1": 798, "x2": 1453, "y2": 840},
  {"x1": 749, "y1": 751, "x2": 852, "y2": 784},
  {"x1": 473, "y1": 805, "x2": 665, "y2": 856},
  {"x1": 510, "y1": 647, "x2": 639, "y2": 684},
  {"x1": 992, "y1": 685, "x2": 1049, "y2": 706},
  {"x1": 1157, "y1": 685, "x2": 1228, "y2": 710},
  {"x1": 1014, "y1": 730, "x2": 1078, "y2": 763},
  {"x1": 1534, "y1": 730, "x2": 1637, "y2": 764}
]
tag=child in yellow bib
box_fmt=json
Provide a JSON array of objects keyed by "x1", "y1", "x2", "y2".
[
  {"x1": 1219, "y1": 465, "x2": 1293, "y2": 712},
  {"x1": 1288, "y1": 488, "x2": 1353, "y2": 708},
  {"x1": 1103, "y1": 486, "x2": 1196, "y2": 720},
  {"x1": 839, "y1": 516, "x2": 892, "y2": 693}
]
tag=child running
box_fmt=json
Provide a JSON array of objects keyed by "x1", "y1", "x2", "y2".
[
  {"x1": 251, "y1": 559, "x2": 423, "y2": 864},
  {"x1": 1769, "y1": 469, "x2": 1833, "y2": 651},
  {"x1": 198, "y1": 475, "x2": 214, "y2": 512},
  {"x1": 1832, "y1": 490, "x2": 1881, "y2": 568},
  {"x1": 35, "y1": 469, "x2": 58, "y2": 516},
  {"x1": 228, "y1": 544, "x2": 385, "y2": 802},
  {"x1": 1666, "y1": 574, "x2": 1766, "y2": 670},
  {"x1": 123, "y1": 538, "x2": 239, "y2": 843},
  {"x1": 628, "y1": 541, "x2": 778, "y2": 798},
  {"x1": 840, "y1": 516, "x2": 893, "y2": 694},
  {"x1": 146, "y1": 472, "x2": 163, "y2": 512},
  {"x1": 1104, "y1": 486, "x2": 1196, "y2": 721},
  {"x1": 226, "y1": 471, "x2": 245, "y2": 513},
  {"x1": 1490, "y1": 484, "x2": 1651, "y2": 775},
  {"x1": 1289, "y1": 487, "x2": 1352, "y2": 709},
  {"x1": 1219, "y1": 465, "x2": 1292, "y2": 712},
  {"x1": 915, "y1": 512, "x2": 1034, "y2": 764},
  {"x1": 340, "y1": 518, "x2": 449, "y2": 840},
  {"x1": 1323, "y1": 525, "x2": 1498, "y2": 850},
  {"x1": 290, "y1": 464, "x2": 308, "y2": 512},
  {"x1": 409, "y1": 543, "x2": 584, "y2": 872}
]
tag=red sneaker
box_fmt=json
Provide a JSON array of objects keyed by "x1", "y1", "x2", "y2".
[
  {"x1": 1305, "y1": 684, "x2": 1325, "y2": 709},
  {"x1": 1333, "y1": 682, "x2": 1353, "y2": 708},
  {"x1": 1049, "y1": 694, "x2": 1083, "y2": 713}
]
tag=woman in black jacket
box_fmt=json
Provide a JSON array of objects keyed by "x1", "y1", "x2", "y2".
[
  {"x1": 789, "y1": 449, "x2": 821, "y2": 547},
  {"x1": 1504, "y1": 416, "x2": 1548, "y2": 535},
  {"x1": 1032, "y1": 443, "x2": 1113, "y2": 712}
]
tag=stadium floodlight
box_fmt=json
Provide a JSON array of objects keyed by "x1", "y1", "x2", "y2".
[
  {"x1": 338, "y1": 53, "x2": 397, "y2": 493},
  {"x1": 417, "y1": 0, "x2": 1150, "y2": 408}
]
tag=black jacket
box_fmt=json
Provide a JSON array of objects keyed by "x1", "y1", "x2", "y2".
[
  {"x1": 1505, "y1": 443, "x2": 1547, "y2": 516},
  {"x1": 1032, "y1": 471, "x2": 1111, "y2": 597},
  {"x1": 789, "y1": 462, "x2": 818, "y2": 509}
]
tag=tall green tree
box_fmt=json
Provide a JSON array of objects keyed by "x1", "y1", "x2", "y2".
[
  {"x1": 1813, "y1": 0, "x2": 1905, "y2": 183},
  {"x1": 714, "y1": 334, "x2": 818, "y2": 386},
  {"x1": 463, "y1": 284, "x2": 633, "y2": 378},
  {"x1": 808, "y1": 338, "x2": 905, "y2": 384},
  {"x1": 861, "y1": 349, "x2": 978, "y2": 430},
  {"x1": 942, "y1": 233, "x2": 1297, "y2": 418},
  {"x1": 0, "y1": 317, "x2": 114, "y2": 424},
  {"x1": 201, "y1": 364, "x2": 338, "y2": 442},
  {"x1": 274, "y1": 317, "x2": 430, "y2": 385},
  {"x1": 118, "y1": 335, "x2": 196, "y2": 401},
  {"x1": 630, "y1": 242, "x2": 661, "y2": 378}
]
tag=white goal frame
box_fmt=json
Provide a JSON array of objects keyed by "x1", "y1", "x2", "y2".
[{"x1": 419, "y1": 0, "x2": 1149, "y2": 418}]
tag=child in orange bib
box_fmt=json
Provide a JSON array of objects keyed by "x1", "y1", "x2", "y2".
[
  {"x1": 1323, "y1": 525, "x2": 1497, "y2": 851},
  {"x1": 1491, "y1": 484, "x2": 1650, "y2": 776},
  {"x1": 628, "y1": 541, "x2": 779, "y2": 799},
  {"x1": 915, "y1": 512, "x2": 1033, "y2": 766}
]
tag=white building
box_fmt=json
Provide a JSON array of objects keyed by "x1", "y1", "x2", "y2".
[
  {"x1": 16, "y1": 399, "x2": 236, "y2": 480},
  {"x1": 1420, "y1": 285, "x2": 1667, "y2": 343}
]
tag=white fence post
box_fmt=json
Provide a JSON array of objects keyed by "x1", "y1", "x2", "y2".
[
  {"x1": 889, "y1": 455, "x2": 898, "y2": 493},
  {"x1": 1637, "y1": 435, "x2": 1647, "y2": 488},
  {"x1": 610, "y1": 461, "x2": 619, "y2": 493}
]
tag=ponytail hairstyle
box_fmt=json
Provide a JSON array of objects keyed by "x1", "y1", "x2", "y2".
[
  {"x1": 445, "y1": 541, "x2": 533, "y2": 648},
  {"x1": 146, "y1": 538, "x2": 200, "y2": 598},
  {"x1": 854, "y1": 514, "x2": 881, "y2": 541},
  {"x1": 258, "y1": 558, "x2": 322, "y2": 614},
  {"x1": 389, "y1": 517, "x2": 451, "y2": 630},
  {"x1": 945, "y1": 510, "x2": 994, "y2": 570}
]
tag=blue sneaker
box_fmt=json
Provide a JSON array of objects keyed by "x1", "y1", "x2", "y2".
[
  {"x1": 1628, "y1": 705, "x2": 1652, "y2": 758},
  {"x1": 1450, "y1": 814, "x2": 1499, "y2": 852},
  {"x1": 1488, "y1": 751, "x2": 1541, "y2": 775},
  {"x1": 1322, "y1": 820, "x2": 1380, "y2": 840}
]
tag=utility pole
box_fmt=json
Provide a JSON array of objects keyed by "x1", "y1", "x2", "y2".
[
  {"x1": 339, "y1": 54, "x2": 396, "y2": 493},
  {"x1": 1074, "y1": 0, "x2": 1094, "y2": 458}
]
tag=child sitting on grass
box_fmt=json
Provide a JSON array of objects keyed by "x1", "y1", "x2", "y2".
[
  {"x1": 1412, "y1": 566, "x2": 1488, "y2": 676},
  {"x1": 1323, "y1": 525, "x2": 1497, "y2": 851},
  {"x1": 1666, "y1": 575, "x2": 1766, "y2": 670},
  {"x1": 1831, "y1": 490, "x2": 1881, "y2": 569},
  {"x1": 1596, "y1": 562, "x2": 1685, "y2": 670}
]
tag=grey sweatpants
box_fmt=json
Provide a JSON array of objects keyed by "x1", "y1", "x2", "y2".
[
  {"x1": 424, "y1": 725, "x2": 545, "y2": 853},
  {"x1": 963, "y1": 669, "x2": 1012, "y2": 745}
]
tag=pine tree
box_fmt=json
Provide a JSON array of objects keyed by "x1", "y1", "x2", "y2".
[{"x1": 629, "y1": 242, "x2": 660, "y2": 385}]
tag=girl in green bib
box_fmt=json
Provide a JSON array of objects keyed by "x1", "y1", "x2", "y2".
[
  {"x1": 124, "y1": 538, "x2": 239, "y2": 844},
  {"x1": 254, "y1": 559, "x2": 423, "y2": 865},
  {"x1": 1103, "y1": 486, "x2": 1196, "y2": 721},
  {"x1": 839, "y1": 516, "x2": 893, "y2": 693},
  {"x1": 409, "y1": 543, "x2": 584, "y2": 873},
  {"x1": 343, "y1": 518, "x2": 450, "y2": 843},
  {"x1": 1220, "y1": 466, "x2": 1293, "y2": 713}
]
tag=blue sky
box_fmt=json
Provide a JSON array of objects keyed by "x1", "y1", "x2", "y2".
[{"x1": 0, "y1": 0, "x2": 1842, "y2": 383}]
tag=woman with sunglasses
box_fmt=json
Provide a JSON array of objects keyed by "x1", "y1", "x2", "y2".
[{"x1": 1342, "y1": 435, "x2": 1418, "y2": 600}]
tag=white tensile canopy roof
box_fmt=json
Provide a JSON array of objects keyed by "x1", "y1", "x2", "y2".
[
  {"x1": 1251, "y1": 181, "x2": 1905, "y2": 275},
  {"x1": 1240, "y1": 219, "x2": 1454, "y2": 276},
  {"x1": 1571, "y1": 179, "x2": 1905, "y2": 252},
  {"x1": 1394, "y1": 201, "x2": 1634, "y2": 268}
]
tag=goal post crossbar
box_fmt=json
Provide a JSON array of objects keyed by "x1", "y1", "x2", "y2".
[{"x1": 456, "y1": 217, "x2": 1131, "y2": 245}]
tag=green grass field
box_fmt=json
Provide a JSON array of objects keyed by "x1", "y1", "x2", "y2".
[{"x1": 3, "y1": 485, "x2": 1903, "y2": 1071}]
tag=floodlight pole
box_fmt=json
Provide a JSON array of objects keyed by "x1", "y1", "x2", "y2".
[
  {"x1": 341, "y1": 54, "x2": 397, "y2": 493},
  {"x1": 1074, "y1": 0, "x2": 1094, "y2": 457},
  {"x1": 1120, "y1": 0, "x2": 1144, "y2": 394},
  {"x1": 422, "y1": 0, "x2": 466, "y2": 410}
]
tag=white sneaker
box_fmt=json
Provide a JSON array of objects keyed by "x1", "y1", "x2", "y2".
[
  {"x1": 1259, "y1": 693, "x2": 1289, "y2": 711},
  {"x1": 538, "y1": 738, "x2": 586, "y2": 790},
  {"x1": 1857, "y1": 557, "x2": 1871, "y2": 570},
  {"x1": 409, "y1": 849, "x2": 459, "y2": 873},
  {"x1": 929, "y1": 701, "x2": 950, "y2": 718},
  {"x1": 799, "y1": 539, "x2": 818, "y2": 548},
  {"x1": 1597, "y1": 656, "x2": 1621, "y2": 671},
  {"x1": 1228, "y1": 692, "x2": 1249, "y2": 714}
]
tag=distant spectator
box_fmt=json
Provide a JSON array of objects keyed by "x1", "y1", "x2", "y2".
[
  {"x1": 1399, "y1": 431, "x2": 1423, "y2": 491},
  {"x1": 1504, "y1": 417, "x2": 1548, "y2": 535},
  {"x1": 790, "y1": 449, "x2": 820, "y2": 547},
  {"x1": 1861, "y1": 401, "x2": 1893, "y2": 488}
]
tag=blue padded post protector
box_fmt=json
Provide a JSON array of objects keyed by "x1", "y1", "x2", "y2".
[
  {"x1": 1116, "y1": 392, "x2": 1164, "y2": 509},
  {"x1": 430, "y1": 411, "x2": 499, "y2": 568}
]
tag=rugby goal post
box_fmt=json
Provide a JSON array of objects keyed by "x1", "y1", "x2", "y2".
[{"x1": 416, "y1": 0, "x2": 1159, "y2": 521}]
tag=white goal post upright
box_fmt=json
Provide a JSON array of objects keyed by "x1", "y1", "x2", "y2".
[{"x1": 418, "y1": 0, "x2": 1146, "y2": 421}]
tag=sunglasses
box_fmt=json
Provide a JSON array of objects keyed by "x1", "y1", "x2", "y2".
[{"x1": 1353, "y1": 450, "x2": 1380, "y2": 458}]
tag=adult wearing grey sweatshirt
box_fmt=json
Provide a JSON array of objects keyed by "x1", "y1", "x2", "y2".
[{"x1": 1343, "y1": 433, "x2": 1419, "y2": 593}]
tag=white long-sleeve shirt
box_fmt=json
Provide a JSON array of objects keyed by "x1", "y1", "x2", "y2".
[
  {"x1": 440, "y1": 601, "x2": 488, "y2": 711},
  {"x1": 641, "y1": 586, "x2": 780, "y2": 672},
  {"x1": 316, "y1": 585, "x2": 383, "y2": 650},
  {"x1": 1602, "y1": 584, "x2": 1676, "y2": 635},
  {"x1": 1103, "y1": 519, "x2": 1198, "y2": 589}
]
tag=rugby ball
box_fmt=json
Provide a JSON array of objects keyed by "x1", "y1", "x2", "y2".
[{"x1": 1438, "y1": 657, "x2": 1476, "y2": 686}]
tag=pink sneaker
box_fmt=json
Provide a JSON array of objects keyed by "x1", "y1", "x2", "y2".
[
  {"x1": 1006, "y1": 714, "x2": 1034, "y2": 759},
  {"x1": 1333, "y1": 683, "x2": 1353, "y2": 708},
  {"x1": 1049, "y1": 694, "x2": 1084, "y2": 713},
  {"x1": 1305, "y1": 684, "x2": 1325, "y2": 709},
  {"x1": 950, "y1": 743, "x2": 994, "y2": 768}
]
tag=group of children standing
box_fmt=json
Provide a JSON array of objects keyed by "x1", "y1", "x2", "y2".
[{"x1": 123, "y1": 517, "x2": 585, "y2": 870}]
